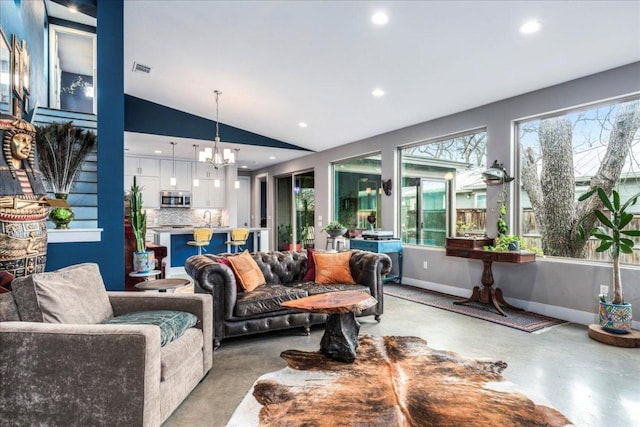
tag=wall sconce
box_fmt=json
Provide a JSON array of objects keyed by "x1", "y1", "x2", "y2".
[
  {"x1": 382, "y1": 179, "x2": 392, "y2": 196},
  {"x1": 482, "y1": 160, "x2": 514, "y2": 185},
  {"x1": 366, "y1": 187, "x2": 372, "y2": 194}
]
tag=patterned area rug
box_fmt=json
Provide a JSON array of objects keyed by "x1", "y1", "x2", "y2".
[
  {"x1": 227, "y1": 335, "x2": 573, "y2": 426},
  {"x1": 384, "y1": 283, "x2": 567, "y2": 332}
]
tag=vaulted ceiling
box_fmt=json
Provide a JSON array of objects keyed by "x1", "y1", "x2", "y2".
[{"x1": 52, "y1": 1, "x2": 640, "y2": 169}]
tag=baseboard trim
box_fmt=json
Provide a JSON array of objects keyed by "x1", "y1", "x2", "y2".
[{"x1": 400, "y1": 278, "x2": 640, "y2": 330}]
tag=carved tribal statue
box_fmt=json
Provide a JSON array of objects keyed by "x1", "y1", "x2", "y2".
[{"x1": 0, "y1": 113, "x2": 49, "y2": 277}]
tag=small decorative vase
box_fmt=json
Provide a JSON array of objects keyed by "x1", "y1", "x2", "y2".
[
  {"x1": 599, "y1": 301, "x2": 632, "y2": 334},
  {"x1": 49, "y1": 193, "x2": 74, "y2": 229},
  {"x1": 507, "y1": 241, "x2": 520, "y2": 251},
  {"x1": 132, "y1": 250, "x2": 155, "y2": 273},
  {"x1": 367, "y1": 214, "x2": 376, "y2": 231}
]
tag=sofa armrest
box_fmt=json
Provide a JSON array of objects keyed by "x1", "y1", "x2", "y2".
[
  {"x1": 0, "y1": 322, "x2": 162, "y2": 427},
  {"x1": 108, "y1": 292, "x2": 213, "y2": 373},
  {"x1": 185, "y1": 255, "x2": 237, "y2": 318},
  {"x1": 350, "y1": 250, "x2": 392, "y2": 312}
]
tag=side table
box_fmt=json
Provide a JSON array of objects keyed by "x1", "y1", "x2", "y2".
[
  {"x1": 349, "y1": 238, "x2": 402, "y2": 283},
  {"x1": 281, "y1": 290, "x2": 377, "y2": 363},
  {"x1": 134, "y1": 278, "x2": 190, "y2": 293},
  {"x1": 128, "y1": 270, "x2": 161, "y2": 281}
]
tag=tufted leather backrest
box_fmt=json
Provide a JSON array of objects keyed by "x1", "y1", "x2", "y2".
[{"x1": 251, "y1": 251, "x2": 308, "y2": 284}]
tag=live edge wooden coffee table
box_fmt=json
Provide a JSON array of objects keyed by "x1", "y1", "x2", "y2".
[{"x1": 281, "y1": 290, "x2": 377, "y2": 363}]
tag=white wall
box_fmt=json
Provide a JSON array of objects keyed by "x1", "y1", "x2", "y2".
[{"x1": 253, "y1": 62, "x2": 640, "y2": 327}]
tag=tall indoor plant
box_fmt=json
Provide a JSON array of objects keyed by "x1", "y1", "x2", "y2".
[
  {"x1": 578, "y1": 188, "x2": 640, "y2": 333},
  {"x1": 35, "y1": 121, "x2": 97, "y2": 229},
  {"x1": 129, "y1": 176, "x2": 154, "y2": 273}
]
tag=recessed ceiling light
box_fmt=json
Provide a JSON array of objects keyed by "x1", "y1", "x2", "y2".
[
  {"x1": 372, "y1": 88, "x2": 385, "y2": 97},
  {"x1": 154, "y1": 150, "x2": 162, "y2": 154},
  {"x1": 519, "y1": 20, "x2": 541, "y2": 34},
  {"x1": 68, "y1": 5, "x2": 78, "y2": 13},
  {"x1": 371, "y1": 11, "x2": 389, "y2": 25},
  {"x1": 241, "y1": 165, "x2": 248, "y2": 169},
  {"x1": 269, "y1": 156, "x2": 276, "y2": 160},
  {"x1": 298, "y1": 122, "x2": 308, "y2": 128}
]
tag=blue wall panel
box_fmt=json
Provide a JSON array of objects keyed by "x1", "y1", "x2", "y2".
[{"x1": 45, "y1": 0, "x2": 124, "y2": 290}]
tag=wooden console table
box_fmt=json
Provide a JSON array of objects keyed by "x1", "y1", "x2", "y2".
[{"x1": 445, "y1": 238, "x2": 535, "y2": 316}]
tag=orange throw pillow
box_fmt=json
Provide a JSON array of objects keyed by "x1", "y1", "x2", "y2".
[
  {"x1": 227, "y1": 250, "x2": 266, "y2": 292},
  {"x1": 313, "y1": 251, "x2": 356, "y2": 285}
]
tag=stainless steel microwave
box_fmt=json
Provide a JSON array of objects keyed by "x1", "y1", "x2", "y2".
[{"x1": 160, "y1": 191, "x2": 191, "y2": 208}]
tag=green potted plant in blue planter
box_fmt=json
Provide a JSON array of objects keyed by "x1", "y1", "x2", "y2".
[
  {"x1": 129, "y1": 176, "x2": 154, "y2": 273},
  {"x1": 578, "y1": 188, "x2": 640, "y2": 334}
]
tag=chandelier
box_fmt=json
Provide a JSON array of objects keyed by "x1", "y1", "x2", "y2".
[{"x1": 199, "y1": 90, "x2": 236, "y2": 169}]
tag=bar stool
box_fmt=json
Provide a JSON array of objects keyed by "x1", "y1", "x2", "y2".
[
  {"x1": 225, "y1": 228, "x2": 249, "y2": 253},
  {"x1": 187, "y1": 228, "x2": 213, "y2": 255},
  {"x1": 325, "y1": 236, "x2": 346, "y2": 251}
]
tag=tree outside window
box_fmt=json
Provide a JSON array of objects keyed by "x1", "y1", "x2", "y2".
[
  {"x1": 400, "y1": 130, "x2": 487, "y2": 246},
  {"x1": 518, "y1": 97, "x2": 640, "y2": 263}
]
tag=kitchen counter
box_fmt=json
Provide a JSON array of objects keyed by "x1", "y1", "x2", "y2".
[{"x1": 154, "y1": 227, "x2": 270, "y2": 276}]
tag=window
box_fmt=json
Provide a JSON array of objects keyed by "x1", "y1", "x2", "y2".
[
  {"x1": 400, "y1": 130, "x2": 487, "y2": 246},
  {"x1": 49, "y1": 25, "x2": 96, "y2": 114},
  {"x1": 518, "y1": 97, "x2": 640, "y2": 263},
  {"x1": 333, "y1": 154, "x2": 382, "y2": 230}
]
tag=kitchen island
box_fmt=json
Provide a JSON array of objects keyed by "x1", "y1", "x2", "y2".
[{"x1": 154, "y1": 227, "x2": 270, "y2": 276}]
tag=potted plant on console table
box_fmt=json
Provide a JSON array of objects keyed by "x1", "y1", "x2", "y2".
[
  {"x1": 129, "y1": 176, "x2": 154, "y2": 273},
  {"x1": 578, "y1": 188, "x2": 640, "y2": 335},
  {"x1": 321, "y1": 221, "x2": 347, "y2": 238}
]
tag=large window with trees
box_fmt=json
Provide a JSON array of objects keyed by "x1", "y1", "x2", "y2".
[
  {"x1": 400, "y1": 130, "x2": 487, "y2": 247},
  {"x1": 518, "y1": 97, "x2": 640, "y2": 264}
]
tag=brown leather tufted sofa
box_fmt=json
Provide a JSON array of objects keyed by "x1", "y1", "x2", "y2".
[{"x1": 185, "y1": 250, "x2": 391, "y2": 349}]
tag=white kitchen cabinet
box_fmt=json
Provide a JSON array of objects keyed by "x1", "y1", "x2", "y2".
[
  {"x1": 193, "y1": 161, "x2": 218, "y2": 180},
  {"x1": 124, "y1": 156, "x2": 160, "y2": 177},
  {"x1": 192, "y1": 179, "x2": 226, "y2": 208},
  {"x1": 124, "y1": 175, "x2": 160, "y2": 208},
  {"x1": 160, "y1": 159, "x2": 191, "y2": 191}
]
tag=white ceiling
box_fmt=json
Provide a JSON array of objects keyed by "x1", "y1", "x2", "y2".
[{"x1": 86, "y1": 2, "x2": 640, "y2": 168}]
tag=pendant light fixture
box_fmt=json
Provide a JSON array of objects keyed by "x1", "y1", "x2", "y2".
[
  {"x1": 234, "y1": 148, "x2": 241, "y2": 189},
  {"x1": 170, "y1": 141, "x2": 177, "y2": 186},
  {"x1": 199, "y1": 90, "x2": 236, "y2": 169},
  {"x1": 192, "y1": 144, "x2": 200, "y2": 187}
]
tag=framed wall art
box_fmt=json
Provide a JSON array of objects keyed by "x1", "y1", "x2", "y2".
[
  {"x1": 11, "y1": 34, "x2": 22, "y2": 100},
  {"x1": 21, "y1": 39, "x2": 30, "y2": 95},
  {"x1": 0, "y1": 27, "x2": 10, "y2": 115}
]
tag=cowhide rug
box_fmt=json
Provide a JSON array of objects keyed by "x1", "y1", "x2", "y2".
[{"x1": 227, "y1": 335, "x2": 572, "y2": 427}]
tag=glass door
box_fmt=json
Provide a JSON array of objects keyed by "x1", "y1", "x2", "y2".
[
  {"x1": 275, "y1": 171, "x2": 315, "y2": 251},
  {"x1": 295, "y1": 172, "x2": 315, "y2": 249},
  {"x1": 401, "y1": 177, "x2": 448, "y2": 246}
]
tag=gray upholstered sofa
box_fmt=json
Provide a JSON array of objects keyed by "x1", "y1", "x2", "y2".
[
  {"x1": 0, "y1": 263, "x2": 212, "y2": 427},
  {"x1": 185, "y1": 250, "x2": 391, "y2": 348}
]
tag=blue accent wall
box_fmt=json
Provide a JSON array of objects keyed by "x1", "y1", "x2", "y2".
[
  {"x1": 45, "y1": 0, "x2": 124, "y2": 290},
  {"x1": 125, "y1": 95, "x2": 311, "y2": 152}
]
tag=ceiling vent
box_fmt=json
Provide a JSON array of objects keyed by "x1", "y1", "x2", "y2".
[{"x1": 132, "y1": 62, "x2": 151, "y2": 74}]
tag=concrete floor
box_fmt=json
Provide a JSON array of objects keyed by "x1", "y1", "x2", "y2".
[{"x1": 163, "y1": 295, "x2": 640, "y2": 427}]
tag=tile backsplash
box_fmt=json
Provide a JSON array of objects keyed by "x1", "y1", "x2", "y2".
[{"x1": 146, "y1": 208, "x2": 226, "y2": 227}]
